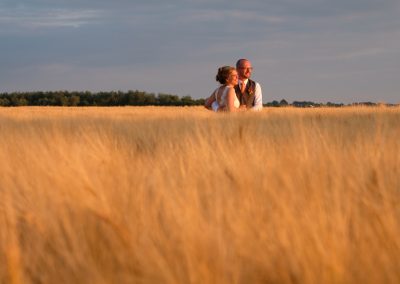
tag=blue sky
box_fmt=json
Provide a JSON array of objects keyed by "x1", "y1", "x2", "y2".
[{"x1": 1, "y1": 0, "x2": 399, "y2": 103}]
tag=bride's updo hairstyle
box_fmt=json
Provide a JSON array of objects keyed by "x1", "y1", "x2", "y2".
[{"x1": 216, "y1": 66, "x2": 236, "y2": 84}]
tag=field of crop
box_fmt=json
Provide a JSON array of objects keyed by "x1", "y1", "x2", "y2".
[{"x1": 1, "y1": 106, "x2": 399, "y2": 284}]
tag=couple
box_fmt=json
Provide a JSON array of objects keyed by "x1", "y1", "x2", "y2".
[{"x1": 205, "y1": 59, "x2": 263, "y2": 112}]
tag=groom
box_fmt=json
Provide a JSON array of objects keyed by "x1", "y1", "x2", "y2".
[{"x1": 212, "y1": 58, "x2": 263, "y2": 111}]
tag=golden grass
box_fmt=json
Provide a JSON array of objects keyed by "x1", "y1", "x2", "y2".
[{"x1": 1, "y1": 106, "x2": 400, "y2": 284}]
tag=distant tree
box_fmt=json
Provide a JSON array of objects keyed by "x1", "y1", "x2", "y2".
[
  {"x1": 272, "y1": 100, "x2": 280, "y2": 107},
  {"x1": 326, "y1": 102, "x2": 344, "y2": 107},
  {"x1": 96, "y1": 92, "x2": 112, "y2": 106},
  {"x1": 80, "y1": 91, "x2": 94, "y2": 106},
  {"x1": 157, "y1": 94, "x2": 181, "y2": 106},
  {"x1": 0, "y1": 97, "x2": 10, "y2": 106},
  {"x1": 361, "y1": 102, "x2": 377, "y2": 107},
  {"x1": 126, "y1": 91, "x2": 147, "y2": 105},
  {"x1": 109, "y1": 91, "x2": 122, "y2": 106},
  {"x1": 51, "y1": 92, "x2": 68, "y2": 106},
  {"x1": 195, "y1": 98, "x2": 205, "y2": 105},
  {"x1": 181, "y1": 96, "x2": 195, "y2": 106},
  {"x1": 279, "y1": 99, "x2": 288, "y2": 107},
  {"x1": 293, "y1": 101, "x2": 319, "y2": 108},
  {"x1": 69, "y1": 95, "x2": 80, "y2": 106},
  {"x1": 144, "y1": 93, "x2": 156, "y2": 105},
  {"x1": 10, "y1": 95, "x2": 28, "y2": 106}
]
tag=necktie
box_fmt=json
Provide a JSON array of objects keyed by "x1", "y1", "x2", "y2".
[{"x1": 241, "y1": 81, "x2": 246, "y2": 93}]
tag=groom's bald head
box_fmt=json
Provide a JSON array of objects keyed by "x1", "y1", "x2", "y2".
[
  {"x1": 236, "y1": 59, "x2": 253, "y2": 80},
  {"x1": 236, "y1": 59, "x2": 250, "y2": 68}
]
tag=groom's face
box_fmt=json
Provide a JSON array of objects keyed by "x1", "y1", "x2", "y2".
[{"x1": 237, "y1": 60, "x2": 253, "y2": 80}]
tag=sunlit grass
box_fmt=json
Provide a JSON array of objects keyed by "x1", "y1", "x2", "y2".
[{"x1": 1, "y1": 106, "x2": 400, "y2": 283}]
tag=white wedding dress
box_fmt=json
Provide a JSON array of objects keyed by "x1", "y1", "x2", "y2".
[{"x1": 214, "y1": 86, "x2": 240, "y2": 109}]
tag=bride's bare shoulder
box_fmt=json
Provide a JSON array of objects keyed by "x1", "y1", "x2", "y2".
[{"x1": 226, "y1": 85, "x2": 236, "y2": 93}]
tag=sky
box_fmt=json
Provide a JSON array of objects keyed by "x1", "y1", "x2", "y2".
[{"x1": 1, "y1": 0, "x2": 399, "y2": 104}]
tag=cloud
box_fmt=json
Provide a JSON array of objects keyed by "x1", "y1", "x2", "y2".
[
  {"x1": 180, "y1": 9, "x2": 286, "y2": 24},
  {"x1": 0, "y1": 7, "x2": 103, "y2": 29},
  {"x1": 335, "y1": 48, "x2": 389, "y2": 60}
]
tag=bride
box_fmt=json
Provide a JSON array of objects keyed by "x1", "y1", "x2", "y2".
[{"x1": 205, "y1": 66, "x2": 240, "y2": 112}]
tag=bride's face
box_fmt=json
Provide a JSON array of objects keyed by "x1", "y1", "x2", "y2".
[{"x1": 227, "y1": 70, "x2": 238, "y2": 86}]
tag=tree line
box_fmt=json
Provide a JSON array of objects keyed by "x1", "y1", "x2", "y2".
[
  {"x1": 0, "y1": 91, "x2": 396, "y2": 107},
  {"x1": 0, "y1": 91, "x2": 205, "y2": 107}
]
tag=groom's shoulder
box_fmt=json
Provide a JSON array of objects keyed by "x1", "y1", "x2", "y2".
[
  {"x1": 249, "y1": 78, "x2": 259, "y2": 86},
  {"x1": 250, "y1": 79, "x2": 262, "y2": 89},
  {"x1": 249, "y1": 78, "x2": 260, "y2": 84}
]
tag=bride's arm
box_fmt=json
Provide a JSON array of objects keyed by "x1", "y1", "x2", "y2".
[
  {"x1": 205, "y1": 88, "x2": 221, "y2": 111},
  {"x1": 204, "y1": 92, "x2": 216, "y2": 110},
  {"x1": 226, "y1": 87, "x2": 238, "y2": 112}
]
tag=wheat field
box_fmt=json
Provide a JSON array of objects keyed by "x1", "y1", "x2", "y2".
[{"x1": 0, "y1": 106, "x2": 399, "y2": 284}]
